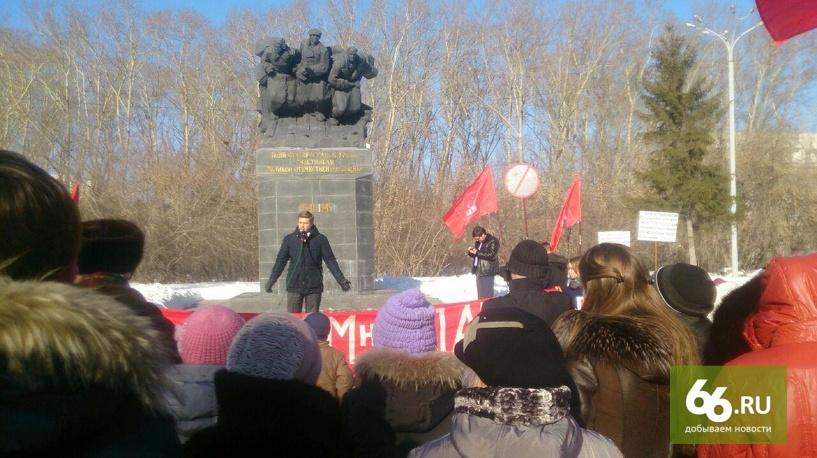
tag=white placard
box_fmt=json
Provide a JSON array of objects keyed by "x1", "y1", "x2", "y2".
[
  {"x1": 597, "y1": 231, "x2": 631, "y2": 247},
  {"x1": 637, "y1": 211, "x2": 679, "y2": 242}
]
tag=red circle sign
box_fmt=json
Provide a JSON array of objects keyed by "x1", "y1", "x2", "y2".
[{"x1": 504, "y1": 163, "x2": 539, "y2": 198}]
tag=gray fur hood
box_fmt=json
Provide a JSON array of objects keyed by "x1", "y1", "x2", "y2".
[{"x1": 409, "y1": 386, "x2": 623, "y2": 458}]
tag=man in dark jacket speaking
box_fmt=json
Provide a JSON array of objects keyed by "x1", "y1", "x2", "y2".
[
  {"x1": 468, "y1": 226, "x2": 499, "y2": 299},
  {"x1": 265, "y1": 211, "x2": 351, "y2": 312}
]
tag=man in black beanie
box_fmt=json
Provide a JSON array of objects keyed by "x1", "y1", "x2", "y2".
[
  {"x1": 407, "y1": 308, "x2": 622, "y2": 457},
  {"x1": 481, "y1": 239, "x2": 572, "y2": 326},
  {"x1": 654, "y1": 262, "x2": 716, "y2": 357}
]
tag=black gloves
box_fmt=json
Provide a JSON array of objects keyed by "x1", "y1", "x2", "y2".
[
  {"x1": 264, "y1": 278, "x2": 275, "y2": 293},
  {"x1": 340, "y1": 279, "x2": 352, "y2": 292}
]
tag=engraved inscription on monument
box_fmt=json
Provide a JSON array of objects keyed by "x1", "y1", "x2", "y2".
[{"x1": 257, "y1": 149, "x2": 372, "y2": 175}]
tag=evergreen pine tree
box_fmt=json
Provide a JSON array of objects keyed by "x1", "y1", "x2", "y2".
[{"x1": 638, "y1": 25, "x2": 728, "y2": 265}]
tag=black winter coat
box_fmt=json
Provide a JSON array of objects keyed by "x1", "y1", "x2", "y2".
[
  {"x1": 468, "y1": 234, "x2": 499, "y2": 277},
  {"x1": 184, "y1": 370, "x2": 353, "y2": 458},
  {"x1": 481, "y1": 277, "x2": 573, "y2": 326},
  {"x1": 341, "y1": 349, "x2": 463, "y2": 458},
  {"x1": 267, "y1": 226, "x2": 347, "y2": 294}
]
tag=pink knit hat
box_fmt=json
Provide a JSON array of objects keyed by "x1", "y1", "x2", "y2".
[{"x1": 178, "y1": 305, "x2": 245, "y2": 365}]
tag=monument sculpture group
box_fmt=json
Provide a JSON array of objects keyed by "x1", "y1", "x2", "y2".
[{"x1": 255, "y1": 29, "x2": 378, "y2": 148}]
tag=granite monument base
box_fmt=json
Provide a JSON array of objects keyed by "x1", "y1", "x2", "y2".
[{"x1": 256, "y1": 147, "x2": 375, "y2": 294}]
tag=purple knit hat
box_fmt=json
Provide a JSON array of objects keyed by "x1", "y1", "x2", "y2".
[
  {"x1": 227, "y1": 312, "x2": 321, "y2": 384},
  {"x1": 373, "y1": 288, "x2": 437, "y2": 354},
  {"x1": 177, "y1": 304, "x2": 245, "y2": 365}
]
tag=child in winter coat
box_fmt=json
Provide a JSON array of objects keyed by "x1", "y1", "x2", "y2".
[
  {"x1": 342, "y1": 289, "x2": 464, "y2": 457},
  {"x1": 304, "y1": 311, "x2": 353, "y2": 400},
  {"x1": 165, "y1": 304, "x2": 245, "y2": 442}
]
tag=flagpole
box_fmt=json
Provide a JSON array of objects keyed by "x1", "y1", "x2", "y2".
[
  {"x1": 654, "y1": 242, "x2": 658, "y2": 272},
  {"x1": 490, "y1": 212, "x2": 508, "y2": 264},
  {"x1": 578, "y1": 221, "x2": 583, "y2": 256}
]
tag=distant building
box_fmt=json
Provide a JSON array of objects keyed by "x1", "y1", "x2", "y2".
[
  {"x1": 793, "y1": 133, "x2": 817, "y2": 164},
  {"x1": 736, "y1": 132, "x2": 817, "y2": 165}
]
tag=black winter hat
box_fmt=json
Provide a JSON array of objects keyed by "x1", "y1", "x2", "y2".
[
  {"x1": 655, "y1": 263, "x2": 716, "y2": 317},
  {"x1": 454, "y1": 307, "x2": 574, "y2": 389},
  {"x1": 501, "y1": 240, "x2": 550, "y2": 279},
  {"x1": 78, "y1": 219, "x2": 145, "y2": 274}
]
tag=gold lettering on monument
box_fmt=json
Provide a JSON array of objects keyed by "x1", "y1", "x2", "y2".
[
  {"x1": 299, "y1": 202, "x2": 336, "y2": 213},
  {"x1": 263, "y1": 165, "x2": 364, "y2": 174},
  {"x1": 262, "y1": 150, "x2": 367, "y2": 174}
]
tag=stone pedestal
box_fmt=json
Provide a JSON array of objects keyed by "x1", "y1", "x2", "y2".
[{"x1": 256, "y1": 147, "x2": 375, "y2": 294}]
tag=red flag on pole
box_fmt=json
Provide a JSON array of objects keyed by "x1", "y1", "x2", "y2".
[
  {"x1": 756, "y1": 0, "x2": 817, "y2": 45},
  {"x1": 70, "y1": 182, "x2": 81, "y2": 203},
  {"x1": 549, "y1": 175, "x2": 581, "y2": 252},
  {"x1": 442, "y1": 166, "x2": 498, "y2": 240}
]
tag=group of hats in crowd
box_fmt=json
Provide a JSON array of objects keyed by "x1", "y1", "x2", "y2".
[{"x1": 10, "y1": 147, "x2": 813, "y2": 458}]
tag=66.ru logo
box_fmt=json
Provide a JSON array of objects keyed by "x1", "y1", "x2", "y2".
[{"x1": 686, "y1": 379, "x2": 772, "y2": 423}]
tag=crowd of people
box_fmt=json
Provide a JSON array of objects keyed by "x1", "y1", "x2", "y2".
[{"x1": 2, "y1": 148, "x2": 817, "y2": 457}]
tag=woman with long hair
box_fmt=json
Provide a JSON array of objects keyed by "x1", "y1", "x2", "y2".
[{"x1": 552, "y1": 243, "x2": 699, "y2": 458}]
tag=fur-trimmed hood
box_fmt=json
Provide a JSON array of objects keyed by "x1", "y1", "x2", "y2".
[
  {"x1": 409, "y1": 388, "x2": 623, "y2": 458},
  {"x1": 454, "y1": 386, "x2": 571, "y2": 427},
  {"x1": 552, "y1": 310, "x2": 673, "y2": 379},
  {"x1": 353, "y1": 347, "x2": 464, "y2": 388},
  {"x1": 0, "y1": 278, "x2": 178, "y2": 454},
  {"x1": 343, "y1": 348, "x2": 464, "y2": 439},
  {"x1": 0, "y1": 278, "x2": 173, "y2": 409}
]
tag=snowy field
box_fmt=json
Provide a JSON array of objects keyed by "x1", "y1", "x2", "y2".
[{"x1": 132, "y1": 272, "x2": 758, "y2": 311}]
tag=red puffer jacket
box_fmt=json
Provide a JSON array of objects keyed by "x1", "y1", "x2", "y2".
[{"x1": 699, "y1": 253, "x2": 817, "y2": 458}]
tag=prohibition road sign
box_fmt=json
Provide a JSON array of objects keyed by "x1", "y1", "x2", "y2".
[{"x1": 504, "y1": 163, "x2": 539, "y2": 198}]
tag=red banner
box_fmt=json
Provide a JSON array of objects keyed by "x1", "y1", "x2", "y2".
[
  {"x1": 442, "y1": 166, "x2": 498, "y2": 240},
  {"x1": 549, "y1": 175, "x2": 581, "y2": 252},
  {"x1": 162, "y1": 298, "x2": 488, "y2": 364},
  {"x1": 757, "y1": 0, "x2": 817, "y2": 45}
]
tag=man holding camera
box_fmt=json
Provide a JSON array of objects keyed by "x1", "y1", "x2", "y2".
[
  {"x1": 468, "y1": 226, "x2": 499, "y2": 299},
  {"x1": 265, "y1": 211, "x2": 351, "y2": 312}
]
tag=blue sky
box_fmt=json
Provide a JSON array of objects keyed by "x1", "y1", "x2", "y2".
[
  {"x1": 2, "y1": 0, "x2": 811, "y2": 130},
  {"x1": 1, "y1": 0, "x2": 762, "y2": 30}
]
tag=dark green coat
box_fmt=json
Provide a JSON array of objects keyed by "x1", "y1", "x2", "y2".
[{"x1": 267, "y1": 226, "x2": 346, "y2": 294}]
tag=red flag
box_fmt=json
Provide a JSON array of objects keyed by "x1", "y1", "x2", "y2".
[
  {"x1": 70, "y1": 182, "x2": 81, "y2": 203},
  {"x1": 549, "y1": 175, "x2": 581, "y2": 252},
  {"x1": 442, "y1": 166, "x2": 498, "y2": 240},
  {"x1": 757, "y1": 0, "x2": 817, "y2": 45}
]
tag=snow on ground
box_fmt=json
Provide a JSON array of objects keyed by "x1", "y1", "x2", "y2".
[
  {"x1": 133, "y1": 272, "x2": 754, "y2": 311},
  {"x1": 133, "y1": 282, "x2": 259, "y2": 309}
]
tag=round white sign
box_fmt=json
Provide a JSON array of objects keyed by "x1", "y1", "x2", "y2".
[{"x1": 504, "y1": 163, "x2": 539, "y2": 198}]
